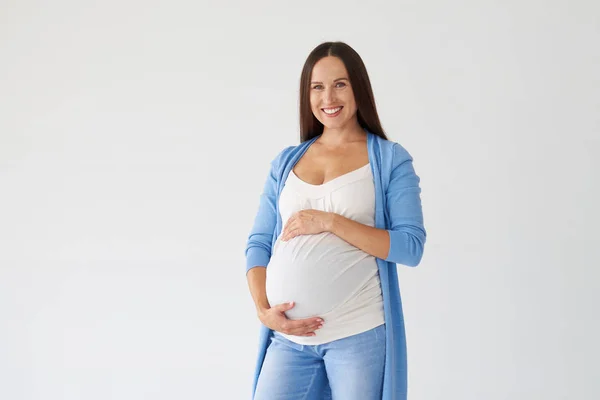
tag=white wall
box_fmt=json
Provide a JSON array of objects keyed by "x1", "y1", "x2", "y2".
[{"x1": 1, "y1": 1, "x2": 598, "y2": 399}]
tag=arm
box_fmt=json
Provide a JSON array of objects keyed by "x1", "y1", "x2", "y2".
[
  {"x1": 244, "y1": 152, "x2": 281, "y2": 275},
  {"x1": 382, "y1": 143, "x2": 426, "y2": 266},
  {"x1": 246, "y1": 266, "x2": 270, "y2": 315},
  {"x1": 329, "y1": 215, "x2": 390, "y2": 260},
  {"x1": 244, "y1": 154, "x2": 279, "y2": 315},
  {"x1": 329, "y1": 143, "x2": 426, "y2": 266}
]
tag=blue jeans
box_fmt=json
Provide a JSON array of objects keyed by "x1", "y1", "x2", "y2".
[{"x1": 254, "y1": 323, "x2": 386, "y2": 400}]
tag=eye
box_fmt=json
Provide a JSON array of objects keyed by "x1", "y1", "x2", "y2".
[{"x1": 311, "y1": 82, "x2": 347, "y2": 90}]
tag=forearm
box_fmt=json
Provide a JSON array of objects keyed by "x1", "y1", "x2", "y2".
[
  {"x1": 246, "y1": 266, "x2": 270, "y2": 315},
  {"x1": 329, "y1": 213, "x2": 390, "y2": 260}
]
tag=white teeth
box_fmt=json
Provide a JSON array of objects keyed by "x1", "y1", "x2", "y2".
[{"x1": 323, "y1": 107, "x2": 342, "y2": 114}]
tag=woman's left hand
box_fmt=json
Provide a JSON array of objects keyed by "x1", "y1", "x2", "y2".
[{"x1": 281, "y1": 210, "x2": 334, "y2": 241}]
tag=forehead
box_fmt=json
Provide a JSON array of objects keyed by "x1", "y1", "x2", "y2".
[{"x1": 310, "y1": 56, "x2": 348, "y2": 81}]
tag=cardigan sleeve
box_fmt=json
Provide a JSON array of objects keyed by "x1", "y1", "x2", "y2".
[
  {"x1": 244, "y1": 148, "x2": 287, "y2": 274},
  {"x1": 384, "y1": 143, "x2": 427, "y2": 267}
]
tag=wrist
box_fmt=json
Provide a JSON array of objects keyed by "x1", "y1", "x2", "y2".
[
  {"x1": 256, "y1": 304, "x2": 270, "y2": 317},
  {"x1": 327, "y1": 212, "x2": 338, "y2": 233}
]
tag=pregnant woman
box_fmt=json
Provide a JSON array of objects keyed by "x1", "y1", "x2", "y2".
[{"x1": 245, "y1": 41, "x2": 427, "y2": 400}]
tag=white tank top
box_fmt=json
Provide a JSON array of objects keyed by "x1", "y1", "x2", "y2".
[{"x1": 265, "y1": 163, "x2": 385, "y2": 345}]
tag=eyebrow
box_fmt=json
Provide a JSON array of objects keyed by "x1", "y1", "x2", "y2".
[{"x1": 310, "y1": 78, "x2": 349, "y2": 84}]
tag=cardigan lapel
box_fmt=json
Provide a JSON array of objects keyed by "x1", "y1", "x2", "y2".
[{"x1": 271, "y1": 135, "x2": 319, "y2": 250}]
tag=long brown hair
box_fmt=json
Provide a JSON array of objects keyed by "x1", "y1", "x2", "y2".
[{"x1": 299, "y1": 41, "x2": 388, "y2": 143}]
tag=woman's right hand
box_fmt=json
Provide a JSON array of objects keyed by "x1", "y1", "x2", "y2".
[{"x1": 258, "y1": 301, "x2": 324, "y2": 337}]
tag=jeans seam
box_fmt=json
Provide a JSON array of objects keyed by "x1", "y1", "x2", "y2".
[{"x1": 301, "y1": 364, "x2": 319, "y2": 400}]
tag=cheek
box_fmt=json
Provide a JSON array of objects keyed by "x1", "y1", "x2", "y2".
[
  {"x1": 342, "y1": 96, "x2": 357, "y2": 116},
  {"x1": 310, "y1": 98, "x2": 323, "y2": 118},
  {"x1": 310, "y1": 94, "x2": 319, "y2": 110},
  {"x1": 342, "y1": 91, "x2": 355, "y2": 107}
]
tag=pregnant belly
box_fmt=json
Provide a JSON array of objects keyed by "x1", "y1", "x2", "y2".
[{"x1": 265, "y1": 232, "x2": 378, "y2": 320}]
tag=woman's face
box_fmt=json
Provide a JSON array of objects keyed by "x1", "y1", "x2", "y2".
[{"x1": 309, "y1": 56, "x2": 358, "y2": 130}]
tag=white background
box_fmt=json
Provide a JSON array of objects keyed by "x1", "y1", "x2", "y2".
[{"x1": 1, "y1": 1, "x2": 599, "y2": 399}]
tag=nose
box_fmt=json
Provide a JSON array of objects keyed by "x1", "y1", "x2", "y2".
[{"x1": 323, "y1": 86, "x2": 335, "y2": 104}]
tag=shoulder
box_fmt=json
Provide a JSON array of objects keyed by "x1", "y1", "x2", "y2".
[
  {"x1": 391, "y1": 141, "x2": 414, "y2": 167},
  {"x1": 373, "y1": 135, "x2": 414, "y2": 168},
  {"x1": 270, "y1": 144, "x2": 297, "y2": 169}
]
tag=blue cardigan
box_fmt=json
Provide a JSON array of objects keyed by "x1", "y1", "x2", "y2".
[{"x1": 245, "y1": 130, "x2": 427, "y2": 399}]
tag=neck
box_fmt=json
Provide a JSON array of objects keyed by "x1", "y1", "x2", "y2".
[{"x1": 319, "y1": 118, "x2": 366, "y2": 146}]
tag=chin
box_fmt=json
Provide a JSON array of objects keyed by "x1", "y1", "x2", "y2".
[{"x1": 322, "y1": 119, "x2": 348, "y2": 129}]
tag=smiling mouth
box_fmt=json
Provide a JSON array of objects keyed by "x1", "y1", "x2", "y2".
[{"x1": 322, "y1": 106, "x2": 343, "y2": 115}]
